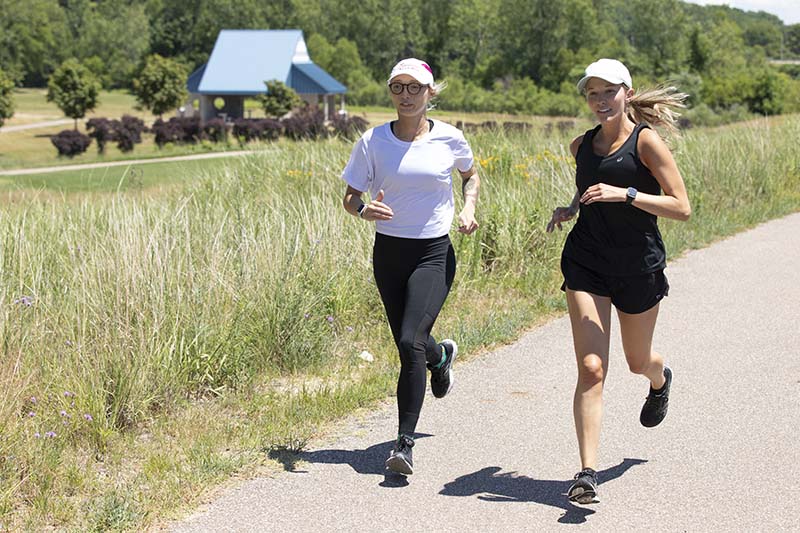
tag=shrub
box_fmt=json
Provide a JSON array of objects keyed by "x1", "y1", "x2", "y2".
[
  {"x1": 282, "y1": 106, "x2": 327, "y2": 140},
  {"x1": 152, "y1": 117, "x2": 202, "y2": 146},
  {"x1": 51, "y1": 129, "x2": 92, "y2": 157},
  {"x1": 330, "y1": 114, "x2": 368, "y2": 139},
  {"x1": 86, "y1": 118, "x2": 114, "y2": 154},
  {"x1": 232, "y1": 118, "x2": 282, "y2": 144},
  {"x1": 203, "y1": 118, "x2": 229, "y2": 143},
  {"x1": 112, "y1": 115, "x2": 146, "y2": 152}
]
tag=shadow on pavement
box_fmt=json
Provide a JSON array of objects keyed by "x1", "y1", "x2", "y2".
[
  {"x1": 282, "y1": 435, "x2": 434, "y2": 488},
  {"x1": 439, "y1": 458, "x2": 647, "y2": 524}
]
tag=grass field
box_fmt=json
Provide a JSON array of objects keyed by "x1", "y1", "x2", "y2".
[
  {"x1": 0, "y1": 102, "x2": 798, "y2": 530},
  {"x1": 0, "y1": 89, "x2": 578, "y2": 172},
  {"x1": 0, "y1": 156, "x2": 239, "y2": 194}
]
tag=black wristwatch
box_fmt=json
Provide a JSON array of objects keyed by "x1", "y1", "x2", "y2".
[
  {"x1": 356, "y1": 203, "x2": 367, "y2": 218},
  {"x1": 625, "y1": 187, "x2": 638, "y2": 205}
]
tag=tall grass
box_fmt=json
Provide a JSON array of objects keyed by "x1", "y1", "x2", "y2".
[{"x1": 0, "y1": 116, "x2": 798, "y2": 529}]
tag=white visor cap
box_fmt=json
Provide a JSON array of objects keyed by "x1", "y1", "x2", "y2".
[
  {"x1": 577, "y1": 59, "x2": 632, "y2": 93},
  {"x1": 388, "y1": 58, "x2": 434, "y2": 86}
]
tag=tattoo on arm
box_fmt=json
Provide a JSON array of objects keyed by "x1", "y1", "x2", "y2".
[{"x1": 462, "y1": 176, "x2": 479, "y2": 200}]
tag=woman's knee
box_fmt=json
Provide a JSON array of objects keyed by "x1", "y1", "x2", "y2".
[
  {"x1": 626, "y1": 354, "x2": 652, "y2": 375},
  {"x1": 398, "y1": 335, "x2": 423, "y2": 364},
  {"x1": 577, "y1": 354, "x2": 605, "y2": 386}
]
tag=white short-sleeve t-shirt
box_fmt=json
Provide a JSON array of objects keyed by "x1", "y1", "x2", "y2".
[{"x1": 341, "y1": 119, "x2": 474, "y2": 239}]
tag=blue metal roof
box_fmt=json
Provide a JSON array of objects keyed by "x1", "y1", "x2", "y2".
[
  {"x1": 186, "y1": 63, "x2": 206, "y2": 94},
  {"x1": 290, "y1": 63, "x2": 346, "y2": 94},
  {"x1": 198, "y1": 30, "x2": 301, "y2": 95}
]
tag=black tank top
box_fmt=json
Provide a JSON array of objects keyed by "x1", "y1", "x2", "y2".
[{"x1": 562, "y1": 123, "x2": 666, "y2": 276}]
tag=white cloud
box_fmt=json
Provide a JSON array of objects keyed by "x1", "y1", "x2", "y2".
[{"x1": 684, "y1": 0, "x2": 800, "y2": 24}]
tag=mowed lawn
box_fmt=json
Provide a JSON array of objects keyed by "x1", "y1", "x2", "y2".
[
  {"x1": 0, "y1": 156, "x2": 237, "y2": 195},
  {"x1": 1, "y1": 88, "x2": 576, "y2": 173}
]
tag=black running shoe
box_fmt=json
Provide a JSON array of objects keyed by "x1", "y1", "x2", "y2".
[
  {"x1": 385, "y1": 434, "x2": 414, "y2": 475},
  {"x1": 567, "y1": 468, "x2": 598, "y2": 504},
  {"x1": 430, "y1": 339, "x2": 457, "y2": 399},
  {"x1": 640, "y1": 366, "x2": 673, "y2": 428}
]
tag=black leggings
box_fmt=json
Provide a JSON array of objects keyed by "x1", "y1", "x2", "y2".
[{"x1": 373, "y1": 232, "x2": 456, "y2": 436}]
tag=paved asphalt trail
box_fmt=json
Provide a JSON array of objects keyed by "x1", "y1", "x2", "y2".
[{"x1": 170, "y1": 213, "x2": 800, "y2": 533}]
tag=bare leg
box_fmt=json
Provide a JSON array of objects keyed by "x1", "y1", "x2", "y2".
[
  {"x1": 617, "y1": 304, "x2": 666, "y2": 389},
  {"x1": 566, "y1": 289, "x2": 612, "y2": 471}
]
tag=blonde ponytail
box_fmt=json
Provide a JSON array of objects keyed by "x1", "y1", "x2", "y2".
[{"x1": 627, "y1": 85, "x2": 688, "y2": 138}]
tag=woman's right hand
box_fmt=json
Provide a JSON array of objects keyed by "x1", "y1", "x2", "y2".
[
  {"x1": 362, "y1": 189, "x2": 393, "y2": 221},
  {"x1": 546, "y1": 205, "x2": 578, "y2": 233}
]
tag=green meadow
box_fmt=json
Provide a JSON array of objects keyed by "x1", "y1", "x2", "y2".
[{"x1": 0, "y1": 115, "x2": 798, "y2": 530}]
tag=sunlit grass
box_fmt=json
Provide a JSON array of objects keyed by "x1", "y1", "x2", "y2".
[{"x1": 0, "y1": 116, "x2": 798, "y2": 530}]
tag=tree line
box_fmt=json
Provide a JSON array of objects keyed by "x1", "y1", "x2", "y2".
[{"x1": 2, "y1": 0, "x2": 800, "y2": 120}]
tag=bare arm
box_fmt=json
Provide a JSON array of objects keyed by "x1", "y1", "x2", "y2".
[
  {"x1": 456, "y1": 166, "x2": 480, "y2": 234},
  {"x1": 546, "y1": 135, "x2": 583, "y2": 232},
  {"x1": 578, "y1": 128, "x2": 691, "y2": 221},
  {"x1": 634, "y1": 128, "x2": 691, "y2": 220},
  {"x1": 342, "y1": 185, "x2": 393, "y2": 221}
]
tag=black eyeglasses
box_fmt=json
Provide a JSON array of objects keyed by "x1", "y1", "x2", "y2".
[{"x1": 388, "y1": 82, "x2": 427, "y2": 95}]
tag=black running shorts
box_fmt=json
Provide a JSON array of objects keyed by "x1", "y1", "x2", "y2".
[{"x1": 560, "y1": 255, "x2": 669, "y2": 314}]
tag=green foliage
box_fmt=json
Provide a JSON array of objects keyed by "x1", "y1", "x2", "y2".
[
  {"x1": 69, "y1": 0, "x2": 152, "y2": 89},
  {"x1": 307, "y1": 34, "x2": 387, "y2": 106},
  {"x1": 0, "y1": 68, "x2": 14, "y2": 128},
  {"x1": 3, "y1": 0, "x2": 800, "y2": 116},
  {"x1": 786, "y1": 25, "x2": 800, "y2": 57},
  {"x1": 0, "y1": 0, "x2": 71, "y2": 86},
  {"x1": 46, "y1": 58, "x2": 100, "y2": 127},
  {"x1": 132, "y1": 54, "x2": 189, "y2": 117},
  {"x1": 258, "y1": 80, "x2": 302, "y2": 118}
]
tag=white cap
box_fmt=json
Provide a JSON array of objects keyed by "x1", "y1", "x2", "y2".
[
  {"x1": 576, "y1": 58, "x2": 632, "y2": 93},
  {"x1": 388, "y1": 58, "x2": 434, "y2": 86}
]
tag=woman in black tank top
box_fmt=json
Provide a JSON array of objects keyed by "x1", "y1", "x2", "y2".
[{"x1": 545, "y1": 59, "x2": 691, "y2": 505}]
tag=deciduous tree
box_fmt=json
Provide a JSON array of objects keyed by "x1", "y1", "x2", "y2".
[
  {"x1": 46, "y1": 59, "x2": 100, "y2": 129},
  {"x1": 133, "y1": 54, "x2": 189, "y2": 117}
]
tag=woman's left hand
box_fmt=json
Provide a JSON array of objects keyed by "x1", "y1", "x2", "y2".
[
  {"x1": 457, "y1": 207, "x2": 479, "y2": 235},
  {"x1": 580, "y1": 183, "x2": 626, "y2": 205}
]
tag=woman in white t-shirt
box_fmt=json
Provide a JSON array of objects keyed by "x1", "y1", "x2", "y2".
[{"x1": 342, "y1": 58, "x2": 480, "y2": 476}]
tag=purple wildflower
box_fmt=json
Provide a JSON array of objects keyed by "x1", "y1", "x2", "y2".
[
  {"x1": 45, "y1": 431, "x2": 56, "y2": 438},
  {"x1": 326, "y1": 315, "x2": 334, "y2": 323},
  {"x1": 304, "y1": 313, "x2": 310, "y2": 319},
  {"x1": 63, "y1": 391, "x2": 75, "y2": 398},
  {"x1": 30, "y1": 396, "x2": 37, "y2": 404},
  {"x1": 14, "y1": 296, "x2": 33, "y2": 306},
  {"x1": 27, "y1": 411, "x2": 35, "y2": 418},
  {"x1": 60, "y1": 410, "x2": 69, "y2": 418},
  {"x1": 84, "y1": 413, "x2": 93, "y2": 421},
  {"x1": 34, "y1": 432, "x2": 40, "y2": 439},
  {"x1": 346, "y1": 326, "x2": 354, "y2": 332}
]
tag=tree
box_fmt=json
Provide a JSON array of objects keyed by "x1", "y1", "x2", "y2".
[
  {"x1": 786, "y1": 24, "x2": 800, "y2": 57},
  {"x1": 0, "y1": 68, "x2": 14, "y2": 129},
  {"x1": 46, "y1": 59, "x2": 99, "y2": 129},
  {"x1": 69, "y1": 0, "x2": 152, "y2": 89},
  {"x1": 259, "y1": 80, "x2": 301, "y2": 118},
  {"x1": 132, "y1": 54, "x2": 189, "y2": 117},
  {"x1": 0, "y1": 0, "x2": 71, "y2": 86}
]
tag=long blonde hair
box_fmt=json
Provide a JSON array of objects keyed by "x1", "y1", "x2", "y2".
[{"x1": 627, "y1": 85, "x2": 689, "y2": 138}]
